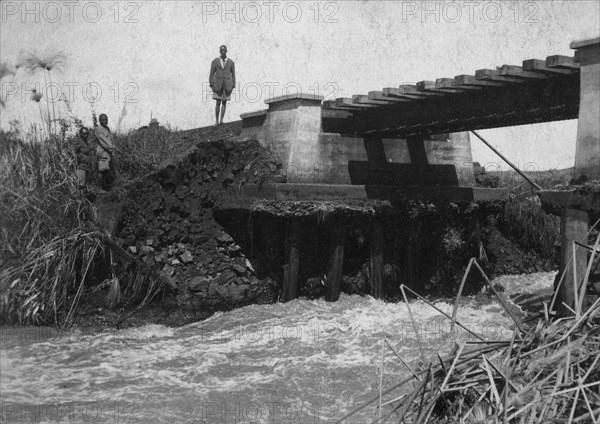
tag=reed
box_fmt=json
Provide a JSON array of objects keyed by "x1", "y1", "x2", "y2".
[
  {"x1": 0, "y1": 129, "x2": 164, "y2": 325},
  {"x1": 498, "y1": 197, "x2": 560, "y2": 259},
  {"x1": 358, "y1": 309, "x2": 600, "y2": 423},
  {"x1": 18, "y1": 50, "x2": 67, "y2": 136},
  {"x1": 341, "y1": 250, "x2": 600, "y2": 423}
]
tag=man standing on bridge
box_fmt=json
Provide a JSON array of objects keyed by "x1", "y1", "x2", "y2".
[{"x1": 209, "y1": 45, "x2": 236, "y2": 126}]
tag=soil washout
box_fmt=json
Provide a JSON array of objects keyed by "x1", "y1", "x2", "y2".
[{"x1": 90, "y1": 122, "x2": 557, "y2": 326}]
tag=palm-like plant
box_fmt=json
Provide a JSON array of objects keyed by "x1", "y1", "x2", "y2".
[
  {"x1": 30, "y1": 88, "x2": 50, "y2": 137},
  {"x1": 18, "y1": 50, "x2": 68, "y2": 136}
]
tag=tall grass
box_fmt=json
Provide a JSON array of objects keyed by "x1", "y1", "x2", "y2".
[
  {"x1": 492, "y1": 168, "x2": 573, "y2": 195},
  {"x1": 112, "y1": 125, "x2": 191, "y2": 182},
  {"x1": 0, "y1": 130, "x2": 164, "y2": 325},
  {"x1": 497, "y1": 197, "x2": 560, "y2": 259}
]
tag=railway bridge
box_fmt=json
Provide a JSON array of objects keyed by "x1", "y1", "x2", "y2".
[{"x1": 237, "y1": 37, "x2": 599, "y2": 313}]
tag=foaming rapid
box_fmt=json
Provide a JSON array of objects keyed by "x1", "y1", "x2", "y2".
[{"x1": 1, "y1": 293, "x2": 518, "y2": 423}]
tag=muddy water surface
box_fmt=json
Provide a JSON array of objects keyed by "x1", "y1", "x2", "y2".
[{"x1": 1, "y1": 275, "x2": 548, "y2": 424}]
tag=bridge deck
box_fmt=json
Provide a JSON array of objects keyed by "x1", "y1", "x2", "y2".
[{"x1": 322, "y1": 55, "x2": 580, "y2": 138}]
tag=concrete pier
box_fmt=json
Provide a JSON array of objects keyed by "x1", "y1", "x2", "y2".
[
  {"x1": 571, "y1": 37, "x2": 600, "y2": 182},
  {"x1": 241, "y1": 93, "x2": 474, "y2": 186}
]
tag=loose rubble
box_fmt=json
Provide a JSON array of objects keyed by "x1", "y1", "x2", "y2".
[{"x1": 114, "y1": 137, "x2": 283, "y2": 310}]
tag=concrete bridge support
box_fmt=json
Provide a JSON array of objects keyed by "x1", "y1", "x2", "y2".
[
  {"x1": 572, "y1": 37, "x2": 600, "y2": 182},
  {"x1": 241, "y1": 93, "x2": 475, "y2": 186},
  {"x1": 552, "y1": 38, "x2": 600, "y2": 315}
]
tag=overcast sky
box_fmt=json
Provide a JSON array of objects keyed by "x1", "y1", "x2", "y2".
[{"x1": 1, "y1": 1, "x2": 599, "y2": 170}]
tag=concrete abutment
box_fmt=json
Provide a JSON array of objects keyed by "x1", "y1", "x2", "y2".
[
  {"x1": 241, "y1": 93, "x2": 474, "y2": 186},
  {"x1": 571, "y1": 37, "x2": 600, "y2": 182}
]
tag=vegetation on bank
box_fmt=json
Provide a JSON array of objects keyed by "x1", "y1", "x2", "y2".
[
  {"x1": 0, "y1": 129, "x2": 164, "y2": 325},
  {"x1": 499, "y1": 167, "x2": 573, "y2": 192},
  {"x1": 498, "y1": 196, "x2": 560, "y2": 260}
]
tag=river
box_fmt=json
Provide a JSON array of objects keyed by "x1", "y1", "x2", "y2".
[{"x1": 1, "y1": 273, "x2": 554, "y2": 424}]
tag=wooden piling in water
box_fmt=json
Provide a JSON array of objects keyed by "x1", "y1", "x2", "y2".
[
  {"x1": 370, "y1": 219, "x2": 384, "y2": 299},
  {"x1": 326, "y1": 219, "x2": 346, "y2": 302},
  {"x1": 556, "y1": 208, "x2": 588, "y2": 316},
  {"x1": 282, "y1": 219, "x2": 300, "y2": 302}
]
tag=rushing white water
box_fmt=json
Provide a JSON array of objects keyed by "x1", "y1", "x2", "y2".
[{"x1": 1, "y1": 289, "x2": 529, "y2": 424}]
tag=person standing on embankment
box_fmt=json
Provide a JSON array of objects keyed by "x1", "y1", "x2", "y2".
[
  {"x1": 209, "y1": 45, "x2": 236, "y2": 126},
  {"x1": 94, "y1": 113, "x2": 117, "y2": 191},
  {"x1": 72, "y1": 126, "x2": 94, "y2": 191}
]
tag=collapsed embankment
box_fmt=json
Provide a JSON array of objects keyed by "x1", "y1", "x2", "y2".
[
  {"x1": 0, "y1": 122, "x2": 562, "y2": 327},
  {"x1": 98, "y1": 137, "x2": 284, "y2": 322},
  {"x1": 94, "y1": 130, "x2": 559, "y2": 326}
]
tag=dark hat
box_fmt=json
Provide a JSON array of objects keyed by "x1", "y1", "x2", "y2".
[{"x1": 219, "y1": 45, "x2": 227, "y2": 52}]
